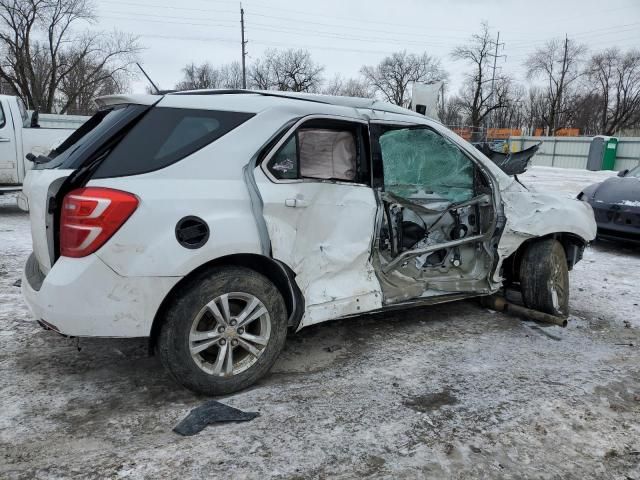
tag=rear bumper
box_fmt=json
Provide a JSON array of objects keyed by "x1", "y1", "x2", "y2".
[{"x1": 21, "y1": 253, "x2": 180, "y2": 337}]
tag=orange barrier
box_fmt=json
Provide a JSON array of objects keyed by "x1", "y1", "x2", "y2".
[
  {"x1": 534, "y1": 128, "x2": 580, "y2": 137},
  {"x1": 451, "y1": 128, "x2": 473, "y2": 141},
  {"x1": 488, "y1": 128, "x2": 522, "y2": 139},
  {"x1": 450, "y1": 127, "x2": 523, "y2": 141}
]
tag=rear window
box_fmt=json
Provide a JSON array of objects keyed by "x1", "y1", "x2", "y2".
[
  {"x1": 93, "y1": 108, "x2": 254, "y2": 178},
  {"x1": 42, "y1": 104, "x2": 147, "y2": 170}
]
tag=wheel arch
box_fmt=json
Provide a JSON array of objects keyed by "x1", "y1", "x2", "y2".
[
  {"x1": 502, "y1": 232, "x2": 588, "y2": 284},
  {"x1": 149, "y1": 253, "x2": 304, "y2": 353}
]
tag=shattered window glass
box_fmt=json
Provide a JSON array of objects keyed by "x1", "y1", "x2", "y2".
[
  {"x1": 268, "y1": 135, "x2": 298, "y2": 180},
  {"x1": 379, "y1": 128, "x2": 474, "y2": 203}
]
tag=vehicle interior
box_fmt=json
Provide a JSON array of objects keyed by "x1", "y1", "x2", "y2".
[
  {"x1": 370, "y1": 125, "x2": 498, "y2": 304},
  {"x1": 263, "y1": 118, "x2": 499, "y2": 307}
]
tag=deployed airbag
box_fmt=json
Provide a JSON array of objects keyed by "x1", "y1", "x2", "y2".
[{"x1": 299, "y1": 129, "x2": 356, "y2": 181}]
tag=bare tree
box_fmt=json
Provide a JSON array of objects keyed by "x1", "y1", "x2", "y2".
[
  {"x1": 176, "y1": 62, "x2": 221, "y2": 90},
  {"x1": 249, "y1": 55, "x2": 272, "y2": 90},
  {"x1": 522, "y1": 86, "x2": 548, "y2": 133},
  {"x1": 525, "y1": 36, "x2": 586, "y2": 134},
  {"x1": 176, "y1": 61, "x2": 245, "y2": 91},
  {"x1": 586, "y1": 47, "x2": 640, "y2": 135},
  {"x1": 569, "y1": 89, "x2": 601, "y2": 135},
  {"x1": 491, "y1": 81, "x2": 526, "y2": 129},
  {"x1": 219, "y1": 61, "x2": 243, "y2": 89},
  {"x1": 451, "y1": 22, "x2": 509, "y2": 138},
  {"x1": 455, "y1": 73, "x2": 513, "y2": 136},
  {"x1": 360, "y1": 50, "x2": 446, "y2": 107},
  {"x1": 249, "y1": 49, "x2": 324, "y2": 92},
  {"x1": 59, "y1": 54, "x2": 127, "y2": 114},
  {"x1": 0, "y1": 0, "x2": 140, "y2": 114},
  {"x1": 438, "y1": 94, "x2": 464, "y2": 126},
  {"x1": 322, "y1": 74, "x2": 373, "y2": 98}
]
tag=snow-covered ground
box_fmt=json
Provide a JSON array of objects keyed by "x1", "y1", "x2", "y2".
[{"x1": 1, "y1": 167, "x2": 639, "y2": 479}]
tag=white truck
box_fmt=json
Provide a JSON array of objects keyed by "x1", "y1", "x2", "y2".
[{"x1": 0, "y1": 94, "x2": 87, "y2": 194}]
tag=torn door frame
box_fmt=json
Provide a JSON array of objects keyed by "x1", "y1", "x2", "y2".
[{"x1": 366, "y1": 117, "x2": 507, "y2": 303}]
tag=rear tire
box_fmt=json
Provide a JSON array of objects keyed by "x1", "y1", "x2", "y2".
[
  {"x1": 158, "y1": 266, "x2": 288, "y2": 396},
  {"x1": 520, "y1": 239, "x2": 569, "y2": 317}
]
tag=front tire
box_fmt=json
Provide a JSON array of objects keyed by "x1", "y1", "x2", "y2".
[
  {"x1": 520, "y1": 239, "x2": 569, "y2": 317},
  {"x1": 158, "y1": 266, "x2": 288, "y2": 396}
]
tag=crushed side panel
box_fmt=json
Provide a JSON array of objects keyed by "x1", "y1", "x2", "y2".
[
  {"x1": 259, "y1": 178, "x2": 383, "y2": 328},
  {"x1": 493, "y1": 190, "x2": 597, "y2": 283}
]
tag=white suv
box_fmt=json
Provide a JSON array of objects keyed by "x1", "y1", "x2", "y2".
[{"x1": 21, "y1": 90, "x2": 596, "y2": 395}]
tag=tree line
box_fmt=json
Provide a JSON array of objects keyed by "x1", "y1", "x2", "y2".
[{"x1": 1, "y1": 1, "x2": 638, "y2": 136}]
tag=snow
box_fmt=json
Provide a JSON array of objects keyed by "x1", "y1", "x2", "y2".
[
  {"x1": 1, "y1": 167, "x2": 640, "y2": 479},
  {"x1": 519, "y1": 165, "x2": 616, "y2": 198}
]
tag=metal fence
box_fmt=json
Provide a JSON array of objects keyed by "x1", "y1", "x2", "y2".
[
  {"x1": 37, "y1": 113, "x2": 89, "y2": 129},
  {"x1": 507, "y1": 136, "x2": 640, "y2": 171}
]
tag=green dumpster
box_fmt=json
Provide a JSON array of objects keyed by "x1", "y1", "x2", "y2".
[
  {"x1": 602, "y1": 137, "x2": 618, "y2": 170},
  {"x1": 586, "y1": 136, "x2": 619, "y2": 171}
]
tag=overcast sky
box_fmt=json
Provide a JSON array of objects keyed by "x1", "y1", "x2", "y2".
[{"x1": 93, "y1": 0, "x2": 640, "y2": 94}]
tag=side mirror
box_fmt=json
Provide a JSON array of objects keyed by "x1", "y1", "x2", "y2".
[
  {"x1": 30, "y1": 110, "x2": 40, "y2": 128},
  {"x1": 617, "y1": 169, "x2": 629, "y2": 177}
]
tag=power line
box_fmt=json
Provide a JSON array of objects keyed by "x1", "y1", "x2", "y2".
[
  {"x1": 136, "y1": 32, "x2": 401, "y2": 56},
  {"x1": 242, "y1": 1, "x2": 635, "y2": 36},
  {"x1": 103, "y1": 0, "x2": 238, "y2": 14},
  {"x1": 100, "y1": 7, "x2": 640, "y2": 53},
  {"x1": 99, "y1": 9, "x2": 473, "y2": 43},
  {"x1": 100, "y1": 13, "x2": 457, "y2": 48}
]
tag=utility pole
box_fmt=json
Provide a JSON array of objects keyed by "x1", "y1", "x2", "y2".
[
  {"x1": 553, "y1": 34, "x2": 570, "y2": 136},
  {"x1": 240, "y1": 4, "x2": 247, "y2": 89},
  {"x1": 487, "y1": 31, "x2": 505, "y2": 140}
]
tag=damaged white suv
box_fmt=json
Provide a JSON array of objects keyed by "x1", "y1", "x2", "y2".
[{"x1": 21, "y1": 91, "x2": 596, "y2": 395}]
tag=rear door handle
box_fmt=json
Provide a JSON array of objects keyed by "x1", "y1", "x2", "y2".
[
  {"x1": 0, "y1": 137, "x2": 10, "y2": 142},
  {"x1": 285, "y1": 198, "x2": 308, "y2": 208}
]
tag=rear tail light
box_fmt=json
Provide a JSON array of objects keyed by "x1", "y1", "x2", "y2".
[{"x1": 60, "y1": 187, "x2": 138, "y2": 258}]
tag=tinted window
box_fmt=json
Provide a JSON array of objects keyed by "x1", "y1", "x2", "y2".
[
  {"x1": 0, "y1": 103, "x2": 5, "y2": 129},
  {"x1": 42, "y1": 104, "x2": 147, "y2": 170},
  {"x1": 268, "y1": 135, "x2": 298, "y2": 179},
  {"x1": 379, "y1": 127, "x2": 474, "y2": 203},
  {"x1": 93, "y1": 108, "x2": 254, "y2": 178}
]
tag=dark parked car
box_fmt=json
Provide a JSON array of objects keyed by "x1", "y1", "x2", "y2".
[{"x1": 578, "y1": 165, "x2": 640, "y2": 243}]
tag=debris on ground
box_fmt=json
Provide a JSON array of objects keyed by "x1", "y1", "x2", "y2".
[
  {"x1": 324, "y1": 345, "x2": 344, "y2": 352},
  {"x1": 173, "y1": 400, "x2": 259, "y2": 436}
]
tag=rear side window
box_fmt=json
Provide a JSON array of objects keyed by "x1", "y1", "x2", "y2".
[
  {"x1": 93, "y1": 108, "x2": 254, "y2": 178},
  {"x1": 266, "y1": 124, "x2": 368, "y2": 184}
]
